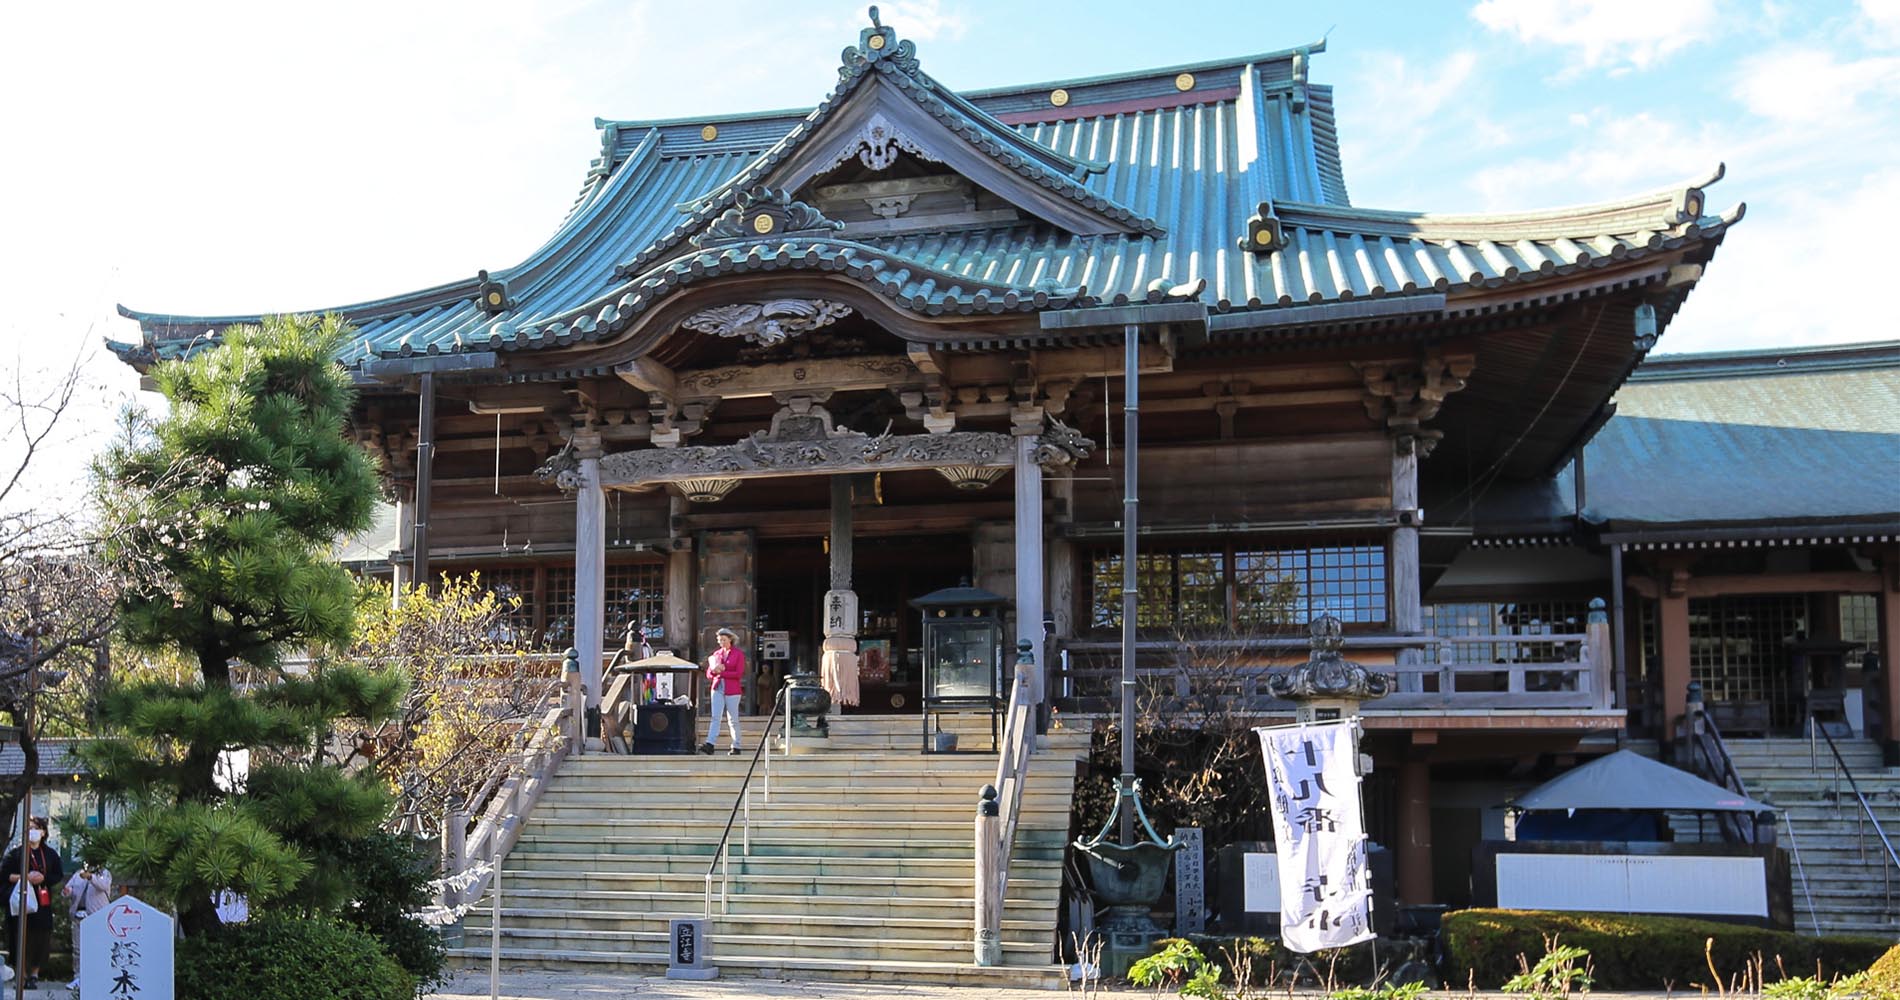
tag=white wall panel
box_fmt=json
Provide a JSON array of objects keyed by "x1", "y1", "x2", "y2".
[{"x1": 1496, "y1": 853, "x2": 1767, "y2": 917}]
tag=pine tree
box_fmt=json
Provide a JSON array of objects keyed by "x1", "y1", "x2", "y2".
[{"x1": 89, "y1": 314, "x2": 402, "y2": 936}]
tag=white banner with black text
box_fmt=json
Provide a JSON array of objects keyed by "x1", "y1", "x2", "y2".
[{"x1": 1257, "y1": 720, "x2": 1375, "y2": 952}]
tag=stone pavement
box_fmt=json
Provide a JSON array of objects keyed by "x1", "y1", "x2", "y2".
[
  {"x1": 427, "y1": 970, "x2": 1684, "y2": 1000},
  {"x1": 427, "y1": 970, "x2": 1080, "y2": 999}
]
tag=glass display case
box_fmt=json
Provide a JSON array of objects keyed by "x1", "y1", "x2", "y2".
[{"x1": 910, "y1": 580, "x2": 1009, "y2": 752}]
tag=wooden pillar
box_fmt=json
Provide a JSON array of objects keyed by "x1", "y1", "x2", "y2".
[
  {"x1": 664, "y1": 496, "x2": 692, "y2": 652},
  {"x1": 1658, "y1": 563, "x2": 1693, "y2": 752},
  {"x1": 573, "y1": 433, "x2": 606, "y2": 712},
  {"x1": 1397, "y1": 753, "x2": 1434, "y2": 904},
  {"x1": 1013, "y1": 434, "x2": 1046, "y2": 704},
  {"x1": 1879, "y1": 546, "x2": 1900, "y2": 766},
  {"x1": 829, "y1": 476, "x2": 854, "y2": 591},
  {"x1": 1391, "y1": 442, "x2": 1423, "y2": 679},
  {"x1": 390, "y1": 493, "x2": 414, "y2": 608}
]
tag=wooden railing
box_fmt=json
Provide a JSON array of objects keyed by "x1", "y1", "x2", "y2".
[
  {"x1": 1051, "y1": 608, "x2": 1614, "y2": 714},
  {"x1": 974, "y1": 641, "x2": 1037, "y2": 967}
]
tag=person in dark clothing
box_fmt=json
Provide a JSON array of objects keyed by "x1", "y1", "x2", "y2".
[{"x1": 2, "y1": 816, "x2": 63, "y2": 989}]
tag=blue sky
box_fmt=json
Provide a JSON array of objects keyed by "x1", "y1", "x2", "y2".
[{"x1": 2, "y1": 0, "x2": 1896, "y2": 488}]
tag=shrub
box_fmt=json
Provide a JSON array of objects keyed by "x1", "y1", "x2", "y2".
[
  {"x1": 1442, "y1": 910, "x2": 1889, "y2": 990},
  {"x1": 1869, "y1": 943, "x2": 1900, "y2": 993},
  {"x1": 1150, "y1": 936, "x2": 1382, "y2": 988},
  {"x1": 177, "y1": 917, "x2": 413, "y2": 1000},
  {"x1": 333, "y1": 832, "x2": 447, "y2": 995}
]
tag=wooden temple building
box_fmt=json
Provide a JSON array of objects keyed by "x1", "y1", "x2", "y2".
[{"x1": 108, "y1": 12, "x2": 1900, "y2": 971}]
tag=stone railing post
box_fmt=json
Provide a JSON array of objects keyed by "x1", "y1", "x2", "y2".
[
  {"x1": 441, "y1": 801, "x2": 468, "y2": 910},
  {"x1": 1586, "y1": 597, "x2": 1612, "y2": 709},
  {"x1": 974, "y1": 784, "x2": 1002, "y2": 967},
  {"x1": 564, "y1": 647, "x2": 586, "y2": 755}
]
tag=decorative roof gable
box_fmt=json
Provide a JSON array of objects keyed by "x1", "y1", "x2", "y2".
[{"x1": 617, "y1": 9, "x2": 1159, "y2": 278}]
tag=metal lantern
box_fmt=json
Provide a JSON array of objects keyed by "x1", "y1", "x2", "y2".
[
  {"x1": 675, "y1": 478, "x2": 742, "y2": 503},
  {"x1": 910, "y1": 579, "x2": 1008, "y2": 751}
]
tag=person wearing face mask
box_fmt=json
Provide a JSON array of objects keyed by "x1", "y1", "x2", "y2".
[{"x1": 1, "y1": 817, "x2": 62, "y2": 990}]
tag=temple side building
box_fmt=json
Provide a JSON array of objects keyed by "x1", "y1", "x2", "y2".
[{"x1": 108, "y1": 13, "x2": 1900, "y2": 977}]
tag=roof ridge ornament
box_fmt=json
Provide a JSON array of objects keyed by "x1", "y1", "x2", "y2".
[
  {"x1": 693, "y1": 187, "x2": 843, "y2": 246},
  {"x1": 1240, "y1": 201, "x2": 1287, "y2": 255},
  {"x1": 844, "y1": 5, "x2": 921, "y2": 80},
  {"x1": 474, "y1": 270, "x2": 513, "y2": 315}
]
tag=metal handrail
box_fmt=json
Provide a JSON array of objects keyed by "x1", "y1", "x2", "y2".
[
  {"x1": 704, "y1": 683, "x2": 790, "y2": 917},
  {"x1": 1809, "y1": 716, "x2": 1900, "y2": 874},
  {"x1": 1680, "y1": 702, "x2": 1762, "y2": 844}
]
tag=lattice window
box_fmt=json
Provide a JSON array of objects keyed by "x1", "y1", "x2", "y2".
[
  {"x1": 605, "y1": 562, "x2": 666, "y2": 649},
  {"x1": 542, "y1": 568, "x2": 576, "y2": 651},
  {"x1": 1088, "y1": 539, "x2": 1386, "y2": 633},
  {"x1": 1235, "y1": 542, "x2": 1386, "y2": 627},
  {"x1": 479, "y1": 568, "x2": 537, "y2": 649},
  {"x1": 1088, "y1": 552, "x2": 1174, "y2": 631},
  {"x1": 1842, "y1": 594, "x2": 1880, "y2": 656},
  {"x1": 1689, "y1": 593, "x2": 1807, "y2": 730},
  {"x1": 1423, "y1": 600, "x2": 1589, "y2": 665}
]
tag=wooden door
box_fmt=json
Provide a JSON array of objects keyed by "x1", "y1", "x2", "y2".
[{"x1": 697, "y1": 529, "x2": 757, "y2": 711}]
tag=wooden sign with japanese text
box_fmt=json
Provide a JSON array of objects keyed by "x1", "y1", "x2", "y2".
[{"x1": 80, "y1": 894, "x2": 173, "y2": 1000}]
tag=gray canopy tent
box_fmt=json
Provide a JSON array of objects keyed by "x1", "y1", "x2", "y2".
[{"x1": 1511, "y1": 749, "x2": 1772, "y2": 842}]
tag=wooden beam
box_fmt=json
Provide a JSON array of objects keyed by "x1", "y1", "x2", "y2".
[
  {"x1": 676, "y1": 500, "x2": 1013, "y2": 538},
  {"x1": 1139, "y1": 388, "x2": 1365, "y2": 413},
  {"x1": 615, "y1": 358, "x2": 676, "y2": 398},
  {"x1": 675, "y1": 355, "x2": 919, "y2": 399},
  {"x1": 1682, "y1": 571, "x2": 1880, "y2": 597}
]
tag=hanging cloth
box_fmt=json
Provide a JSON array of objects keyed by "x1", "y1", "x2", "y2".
[{"x1": 820, "y1": 649, "x2": 861, "y2": 707}]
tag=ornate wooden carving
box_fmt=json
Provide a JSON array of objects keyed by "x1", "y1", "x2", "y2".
[
  {"x1": 680, "y1": 299, "x2": 853, "y2": 347},
  {"x1": 592, "y1": 405, "x2": 1093, "y2": 488},
  {"x1": 1357, "y1": 352, "x2": 1476, "y2": 456}
]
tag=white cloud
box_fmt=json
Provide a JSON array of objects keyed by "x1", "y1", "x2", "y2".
[
  {"x1": 1731, "y1": 47, "x2": 1900, "y2": 120},
  {"x1": 1666, "y1": 166, "x2": 1900, "y2": 351},
  {"x1": 1337, "y1": 50, "x2": 1492, "y2": 206},
  {"x1": 1471, "y1": 0, "x2": 1720, "y2": 72},
  {"x1": 1863, "y1": 0, "x2": 1900, "y2": 46},
  {"x1": 1468, "y1": 111, "x2": 1729, "y2": 210}
]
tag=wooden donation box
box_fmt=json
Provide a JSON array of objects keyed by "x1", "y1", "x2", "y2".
[{"x1": 613, "y1": 653, "x2": 701, "y2": 754}]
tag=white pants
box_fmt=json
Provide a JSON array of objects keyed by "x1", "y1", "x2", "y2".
[{"x1": 706, "y1": 689, "x2": 742, "y2": 747}]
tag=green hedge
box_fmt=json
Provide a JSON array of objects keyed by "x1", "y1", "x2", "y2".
[
  {"x1": 177, "y1": 917, "x2": 413, "y2": 1000},
  {"x1": 1442, "y1": 910, "x2": 1890, "y2": 990}
]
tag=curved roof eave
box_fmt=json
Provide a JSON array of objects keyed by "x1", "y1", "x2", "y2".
[{"x1": 1275, "y1": 164, "x2": 1731, "y2": 242}]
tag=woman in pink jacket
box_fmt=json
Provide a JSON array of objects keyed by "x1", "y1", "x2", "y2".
[{"x1": 701, "y1": 627, "x2": 745, "y2": 755}]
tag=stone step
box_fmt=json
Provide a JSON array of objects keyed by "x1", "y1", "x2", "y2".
[
  {"x1": 444, "y1": 945, "x2": 1070, "y2": 988},
  {"x1": 512, "y1": 832, "x2": 1067, "y2": 862},
  {"x1": 498, "y1": 850, "x2": 1058, "y2": 879},
  {"x1": 528, "y1": 801, "x2": 1073, "y2": 824},
  {"x1": 463, "y1": 904, "x2": 1049, "y2": 939},
  {"x1": 519, "y1": 816, "x2": 1072, "y2": 842},
  {"x1": 490, "y1": 871, "x2": 1060, "y2": 904},
  {"x1": 456, "y1": 924, "x2": 1053, "y2": 966}
]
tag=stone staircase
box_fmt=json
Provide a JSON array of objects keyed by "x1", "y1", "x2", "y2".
[
  {"x1": 1723, "y1": 737, "x2": 1900, "y2": 937},
  {"x1": 453, "y1": 712, "x2": 1090, "y2": 988}
]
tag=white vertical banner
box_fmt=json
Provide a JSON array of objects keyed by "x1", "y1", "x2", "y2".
[{"x1": 1257, "y1": 720, "x2": 1375, "y2": 952}]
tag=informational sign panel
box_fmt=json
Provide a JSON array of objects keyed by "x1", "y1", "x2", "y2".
[
  {"x1": 1241, "y1": 851, "x2": 1281, "y2": 914},
  {"x1": 1173, "y1": 827, "x2": 1205, "y2": 934},
  {"x1": 80, "y1": 894, "x2": 174, "y2": 1000},
  {"x1": 1257, "y1": 720, "x2": 1375, "y2": 952}
]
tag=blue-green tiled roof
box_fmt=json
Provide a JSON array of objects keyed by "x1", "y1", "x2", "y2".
[{"x1": 111, "y1": 23, "x2": 1737, "y2": 368}]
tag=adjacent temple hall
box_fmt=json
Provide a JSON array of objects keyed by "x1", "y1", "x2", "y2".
[{"x1": 109, "y1": 11, "x2": 1900, "y2": 970}]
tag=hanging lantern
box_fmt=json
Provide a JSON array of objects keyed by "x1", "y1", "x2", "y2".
[
  {"x1": 935, "y1": 465, "x2": 1006, "y2": 491},
  {"x1": 675, "y1": 478, "x2": 742, "y2": 503}
]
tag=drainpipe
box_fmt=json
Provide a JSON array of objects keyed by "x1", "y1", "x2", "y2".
[{"x1": 414, "y1": 371, "x2": 435, "y2": 595}]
